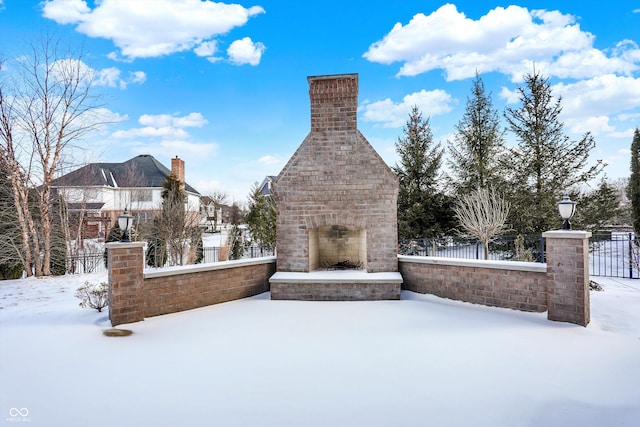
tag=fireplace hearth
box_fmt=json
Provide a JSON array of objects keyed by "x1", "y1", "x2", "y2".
[{"x1": 269, "y1": 73, "x2": 402, "y2": 300}]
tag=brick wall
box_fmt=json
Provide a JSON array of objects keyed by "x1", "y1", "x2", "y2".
[
  {"x1": 399, "y1": 256, "x2": 548, "y2": 312},
  {"x1": 107, "y1": 248, "x2": 275, "y2": 326},
  {"x1": 399, "y1": 231, "x2": 592, "y2": 326},
  {"x1": 143, "y1": 259, "x2": 276, "y2": 318}
]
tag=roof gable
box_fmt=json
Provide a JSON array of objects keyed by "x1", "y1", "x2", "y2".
[{"x1": 52, "y1": 154, "x2": 200, "y2": 194}]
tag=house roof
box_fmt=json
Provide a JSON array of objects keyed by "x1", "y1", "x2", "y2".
[{"x1": 52, "y1": 154, "x2": 200, "y2": 194}]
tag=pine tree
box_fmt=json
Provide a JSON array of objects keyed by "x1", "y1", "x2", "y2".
[
  {"x1": 246, "y1": 183, "x2": 276, "y2": 249},
  {"x1": 572, "y1": 178, "x2": 621, "y2": 233},
  {"x1": 504, "y1": 70, "x2": 603, "y2": 234},
  {"x1": 0, "y1": 167, "x2": 24, "y2": 279},
  {"x1": 103, "y1": 222, "x2": 122, "y2": 269},
  {"x1": 630, "y1": 128, "x2": 640, "y2": 239},
  {"x1": 394, "y1": 105, "x2": 454, "y2": 238},
  {"x1": 226, "y1": 203, "x2": 246, "y2": 260},
  {"x1": 448, "y1": 72, "x2": 506, "y2": 194}
]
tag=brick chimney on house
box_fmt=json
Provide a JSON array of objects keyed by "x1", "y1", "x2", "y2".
[
  {"x1": 309, "y1": 73, "x2": 358, "y2": 132},
  {"x1": 171, "y1": 156, "x2": 185, "y2": 188}
]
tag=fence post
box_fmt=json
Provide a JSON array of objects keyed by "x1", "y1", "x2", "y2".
[
  {"x1": 475, "y1": 238, "x2": 479, "y2": 259},
  {"x1": 107, "y1": 241, "x2": 145, "y2": 326},
  {"x1": 630, "y1": 233, "x2": 635, "y2": 279},
  {"x1": 542, "y1": 230, "x2": 591, "y2": 326},
  {"x1": 539, "y1": 234, "x2": 545, "y2": 263}
]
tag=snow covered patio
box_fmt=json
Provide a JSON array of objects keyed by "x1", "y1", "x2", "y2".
[{"x1": 1, "y1": 274, "x2": 639, "y2": 427}]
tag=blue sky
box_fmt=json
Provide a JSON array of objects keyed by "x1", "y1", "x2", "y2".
[{"x1": 1, "y1": 1, "x2": 639, "y2": 202}]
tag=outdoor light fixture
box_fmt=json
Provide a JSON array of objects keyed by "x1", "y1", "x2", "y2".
[
  {"x1": 557, "y1": 192, "x2": 577, "y2": 230},
  {"x1": 118, "y1": 208, "x2": 134, "y2": 242}
]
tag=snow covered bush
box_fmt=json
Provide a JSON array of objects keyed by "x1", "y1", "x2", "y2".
[{"x1": 75, "y1": 281, "x2": 109, "y2": 312}]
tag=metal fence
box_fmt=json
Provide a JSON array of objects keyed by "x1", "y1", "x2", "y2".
[
  {"x1": 201, "y1": 245, "x2": 275, "y2": 263},
  {"x1": 590, "y1": 232, "x2": 638, "y2": 279},
  {"x1": 64, "y1": 245, "x2": 275, "y2": 274},
  {"x1": 61, "y1": 234, "x2": 638, "y2": 279},
  {"x1": 399, "y1": 234, "x2": 546, "y2": 263},
  {"x1": 399, "y1": 233, "x2": 639, "y2": 279},
  {"x1": 65, "y1": 253, "x2": 107, "y2": 275}
]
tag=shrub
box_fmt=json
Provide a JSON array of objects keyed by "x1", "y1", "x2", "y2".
[
  {"x1": 75, "y1": 281, "x2": 109, "y2": 312},
  {"x1": 0, "y1": 262, "x2": 24, "y2": 280}
]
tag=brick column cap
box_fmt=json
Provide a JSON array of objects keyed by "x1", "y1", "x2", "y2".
[
  {"x1": 542, "y1": 230, "x2": 591, "y2": 239},
  {"x1": 106, "y1": 241, "x2": 146, "y2": 249}
]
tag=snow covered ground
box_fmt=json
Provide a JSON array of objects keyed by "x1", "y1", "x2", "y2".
[{"x1": 1, "y1": 273, "x2": 639, "y2": 427}]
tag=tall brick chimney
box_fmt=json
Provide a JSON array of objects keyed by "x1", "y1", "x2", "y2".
[
  {"x1": 171, "y1": 156, "x2": 185, "y2": 186},
  {"x1": 308, "y1": 73, "x2": 358, "y2": 133}
]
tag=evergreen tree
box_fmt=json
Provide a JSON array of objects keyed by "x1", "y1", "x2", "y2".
[
  {"x1": 226, "y1": 203, "x2": 246, "y2": 260},
  {"x1": 394, "y1": 105, "x2": 453, "y2": 238},
  {"x1": 448, "y1": 72, "x2": 506, "y2": 194},
  {"x1": 246, "y1": 183, "x2": 276, "y2": 249},
  {"x1": 572, "y1": 178, "x2": 621, "y2": 233},
  {"x1": 103, "y1": 222, "x2": 122, "y2": 268},
  {"x1": 504, "y1": 70, "x2": 603, "y2": 234},
  {"x1": 193, "y1": 233, "x2": 204, "y2": 264},
  {"x1": 630, "y1": 128, "x2": 640, "y2": 239},
  {"x1": 0, "y1": 167, "x2": 24, "y2": 279}
]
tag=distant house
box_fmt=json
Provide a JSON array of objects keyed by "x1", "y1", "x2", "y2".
[
  {"x1": 199, "y1": 196, "x2": 233, "y2": 232},
  {"x1": 52, "y1": 154, "x2": 200, "y2": 239},
  {"x1": 259, "y1": 176, "x2": 276, "y2": 198}
]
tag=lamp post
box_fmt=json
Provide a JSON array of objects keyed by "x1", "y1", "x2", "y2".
[
  {"x1": 118, "y1": 208, "x2": 134, "y2": 242},
  {"x1": 557, "y1": 192, "x2": 577, "y2": 230}
]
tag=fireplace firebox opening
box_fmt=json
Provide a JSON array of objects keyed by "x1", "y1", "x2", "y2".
[{"x1": 309, "y1": 225, "x2": 367, "y2": 271}]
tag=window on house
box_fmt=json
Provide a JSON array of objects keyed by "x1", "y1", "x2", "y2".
[{"x1": 131, "y1": 189, "x2": 152, "y2": 202}]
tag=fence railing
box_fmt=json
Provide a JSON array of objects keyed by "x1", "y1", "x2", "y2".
[
  {"x1": 590, "y1": 232, "x2": 638, "y2": 279},
  {"x1": 65, "y1": 253, "x2": 107, "y2": 275},
  {"x1": 64, "y1": 245, "x2": 276, "y2": 274},
  {"x1": 399, "y1": 233, "x2": 638, "y2": 279},
  {"x1": 398, "y1": 234, "x2": 546, "y2": 263},
  {"x1": 61, "y1": 234, "x2": 638, "y2": 279}
]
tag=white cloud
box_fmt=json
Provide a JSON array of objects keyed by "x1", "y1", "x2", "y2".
[
  {"x1": 129, "y1": 71, "x2": 147, "y2": 85},
  {"x1": 363, "y1": 4, "x2": 640, "y2": 81},
  {"x1": 554, "y1": 74, "x2": 640, "y2": 119},
  {"x1": 41, "y1": 0, "x2": 265, "y2": 60},
  {"x1": 138, "y1": 112, "x2": 207, "y2": 128},
  {"x1": 566, "y1": 116, "x2": 614, "y2": 136},
  {"x1": 95, "y1": 67, "x2": 121, "y2": 88},
  {"x1": 40, "y1": 0, "x2": 89, "y2": 24},
  {"x1": 173, "y1": 112, "x2": 208, "y2": 128},
  {"x1": 113, "y1": 126, "x2": 190, "y2": 140},
  {"x1": 115, "y1": 112, "x2": 209, "y2": 141},
  {"x1": 194, "y1": 40, "x2": 217, "y2": 57},
  {"x1": 157, "y1": 140, "x2": 218, "y2": 158},
  {"x1": 360, "y1": 89, "x2": 455, "y2": 128},
  {"x1": 258, "y1": 155, "x2": 280, "y2": 165},
  {"x1": 227, "y1": 37, "x2": 266, "y2": 66}
]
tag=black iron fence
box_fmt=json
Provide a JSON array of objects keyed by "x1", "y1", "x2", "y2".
[
  {"x1": 201, "y1": 245, "x2": 275, "y2": 263},
  {"x1": 590, "y1": 232, "x2": 638, "y2": 279},
  {"x1": 399, "y1": 234, "x2": 546, "y2": 263},
  {"x1": 60, "y1": 234, "x2": 637, "y2": 279},
  {"x1": 399, "y1": 232, "x2": 638, "y2": 279},
  {"x1": 63, "y1": 245, "x2": 275, "y2": 274},
  {"x1": 65, "y1": 253, "x2": 107, "y2": 275}
]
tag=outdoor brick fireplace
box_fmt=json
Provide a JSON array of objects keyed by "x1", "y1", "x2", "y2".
[{"x1": 270, "y1": 73, "x2": 402, "y2": 300}]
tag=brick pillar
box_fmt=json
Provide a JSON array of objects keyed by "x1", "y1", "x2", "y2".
[
  {"x1": 107, "y1": 241, "x2": 145, "y2": 326},
  {"x1": 542, "y1": 230, "x2": 591, "y2": 326}
]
